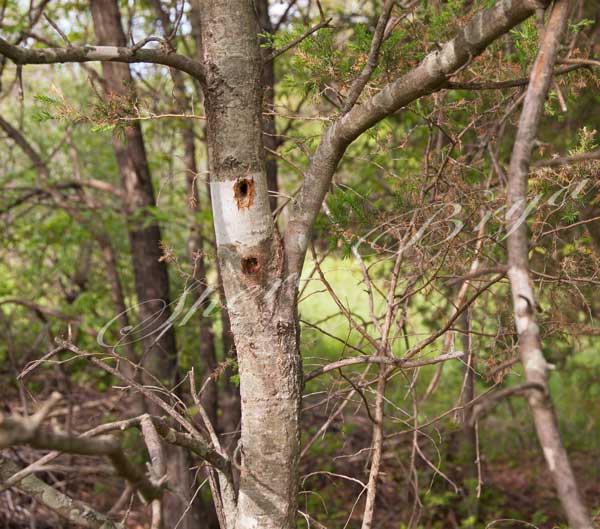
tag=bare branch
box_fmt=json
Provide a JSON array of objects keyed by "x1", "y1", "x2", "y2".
[
  {"x1": 0, "y1": 396, "x2": 162, "y2": 501},
  {"x1": 151, "y1": 417, "x2": 232, "y2": 477},
  {"x1": 304, "y1": 351, "x2": 464, "y2": 382},
  {"x1": 444, "y1": 265, "x2": 508, "y2": 286},
  {"x1": 43, "y1": 13, "x2": 71, "y2": 46},
  {"x1": 0, "y1": 456, "x2": 123, "y2": 529},
  {"x1": 264, "y1": 18, "x2": 332, "y2": 63},
  {"x1": 559, "y1": 57, "x2": 600, "y2": 68},
  {"x1": 0, "y1": 37, "x2": 205, "y2": 82},
  {"x1": 445, "y1": 63, "x2": 583, "y2": 90},
  {"x1": 533, "y1": 148, "x2": 600, "y2": 168},
  {"x1": 0, "y1": 114, "x2": 49, "y2": 178},
  {"x1": 342, "y1": 0, "x2": 395, "y2": 113},
  {"x1": 469, "y1": 382, "x2": 545, "y2": 425}
]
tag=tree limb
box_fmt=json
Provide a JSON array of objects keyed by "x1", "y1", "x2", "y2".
[
  {"x1": 0, "y1": 38, "x2": 205, "y2": 82},
  {"x1": 504, "y1": 1, "x2": 593, "y2": 527},
  {"x1": 0, "y1": 394, "x2": 162, "y2": 501},
  {"x1": 265, "y1": 18, "x2": 332, "y2": 63},
  {"x1": 152, "y1": 417, "x2": 232, "y2": 477},
  {"x1": 469, "y1": 382, "x2": 545, "y2": 425},
  {"x1": 305, "y1": 351, "x2": 464, "y2": 382},
  {"x1": 0, "y1": 456, "x2": 123, "y2": 529},
  {"x1": 341, "y1": 0, "x2": 395, "y2": 113},
  {"x1": 445, "y1": 63, "x2": 582, "y2": 90},
  {"x1": 533, "y1": 148, "x2": 600, "y2": 168},
  {"x1": 284, "y1": 0, "x2": 552, "y2": 275}
]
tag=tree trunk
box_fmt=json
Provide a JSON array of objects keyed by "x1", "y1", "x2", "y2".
[
  {"x1": 186, "y1": 0, "x2": 242, "y2": 442},
  {"x1": 98, "y1": 237, "x2": 139, "y2": 380},
  {"x1": 89, "y1": 0, "x2": 176, "y2": 383},
  {"x1": 89, "y1": 2, "x2": 197, "y2": 528},
  {"x1": 505, "y1": 2, "x2": 592, "y2": 528},
  {"x1": 199, "y1": 2, "x2": 302, "y2": 528},
  {"x1": 256, "y1": 0, "x2": 279, "y2": 213}
]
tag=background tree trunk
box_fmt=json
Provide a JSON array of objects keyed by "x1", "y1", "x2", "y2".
[
  {"x1": 505, "y1": 2, "x2": 592, "y2": 528},
  {"x1": 89, "y1": 0, "x2": 176, "y2": 383},
  {"x1": 256, "y1": 0, "x2": 279, "y2": 213},
  {"x1": 150, "y1": 0, "x2": 219, "y2": 430},
  {"x1": 90, "y1": 2, "x2": 200, "y2": 528}
]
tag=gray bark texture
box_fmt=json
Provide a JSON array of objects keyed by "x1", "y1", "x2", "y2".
[
  {"x1": 0, "y1": 456, "x2": 122, "y2": 529},
  {"x1": 198, "y1": 2, "x2": 301, "y2": 528},
  {"x1": 505, "y1": 1, "x2": 593, "y2": 528}
]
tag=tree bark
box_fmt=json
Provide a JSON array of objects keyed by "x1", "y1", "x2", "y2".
[
  {"x1": 256, "y1": 0, "x2": 279, "y2": 213},
  {"x1": 199, "y1": 2, "x2": 302, "y2": 528},
  {"x1": 0, "y1": 456, "x2": 123, "y2": 529},
  {"x1": 505, "y1": 2, "x2": 592, "y2": 528},
  {"x1": 151, "y1": 0, "x2": 219, "y2": 432},
  {"x1": 185, "y1": 0, "x2": 242, "y2": 442},
  {"x1": 89, "y1": 2, "x2": 195, "y2": 528},
  {"x1": 90, "y1": 0, "x2": 177, "y2": 385}
]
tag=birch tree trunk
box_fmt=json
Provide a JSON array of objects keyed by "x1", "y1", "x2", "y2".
[
  {"x1": 186, "y1": 0, "x2": 242, "y2": 441},
  {"x1": 199, "y1": 2, "x2": 301, "y2": 528},
  {"x1": 505, "y1": 2, "x2": 592, "y2": 528}
]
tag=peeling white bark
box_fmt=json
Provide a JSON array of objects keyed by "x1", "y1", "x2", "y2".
[{"x1": 210, "y1": 178, "x2": 272, "y2": 247}]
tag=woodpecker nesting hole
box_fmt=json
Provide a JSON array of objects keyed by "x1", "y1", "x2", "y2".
[
  {"x1": 234, "y1": 178, "x2": 255, "y2": 209},
  {"x1": 241, "y1": 256, "x2": 260, "y2": 274}
]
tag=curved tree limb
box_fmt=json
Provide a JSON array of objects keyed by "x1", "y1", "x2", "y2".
[
  {"x1": 469, "y1": 382, "x2": 545, "y2": 425},
  {"x1": 304, "y1": 340, "x2": 464, "y2": 382},
  {"x1": 284, "y1": 0, "x2": 552, "y2": 275},
  {"x1": 0, "y1": 37, "x2": 205, "y2": 82},
  {"x1": 0, "y1": 394, "x2": 162, "y2": 501}
]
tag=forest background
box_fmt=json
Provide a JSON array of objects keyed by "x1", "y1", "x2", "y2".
[{"x1": 0, "y1": 1, "x2": 599, "y2": 529}]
